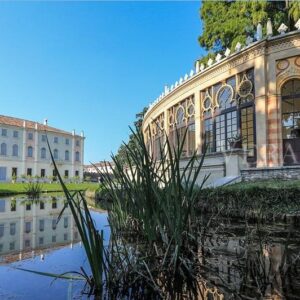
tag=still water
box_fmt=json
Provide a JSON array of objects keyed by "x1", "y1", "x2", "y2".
[{"x1": 0, "y1": 195, "x2": 109, "y2": 300}]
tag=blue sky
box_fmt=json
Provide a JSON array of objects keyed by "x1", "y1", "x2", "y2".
[{"x1": 0, "y1": 1, "x2": 204, "y2": 163}]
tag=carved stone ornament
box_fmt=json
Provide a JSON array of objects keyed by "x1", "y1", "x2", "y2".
[{"x1": 237, "y1": 74, "x2": 253, "y2": 97}]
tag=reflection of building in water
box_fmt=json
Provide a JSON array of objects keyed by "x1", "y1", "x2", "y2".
[{"x1": 0, "y1": 196, "x2": 80, "y2": 263}]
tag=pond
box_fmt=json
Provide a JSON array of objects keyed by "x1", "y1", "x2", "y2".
[{"x1": 0, "y1": 195, "x2": 109, "y2": 300}]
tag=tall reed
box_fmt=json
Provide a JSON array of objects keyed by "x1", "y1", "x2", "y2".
[{"x1": 100, "y1": 127, "x2": 209, "y2": 298}]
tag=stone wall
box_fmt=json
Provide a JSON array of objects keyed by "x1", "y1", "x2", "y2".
[{"x1": 241, "y1": 166, "x2": 300, "y2": 181}]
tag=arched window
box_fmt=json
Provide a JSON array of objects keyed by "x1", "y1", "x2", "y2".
[
  {"x1": 54, "y1": 149, "x2": 58, "y2": 160},
  {"x1": 0, "y1": 143, "x2": 7, "y2": 155},
  {"x1": 27, "y1": 146, "x2": 33, "y2": 157},
  {"x1": 12, "y1": 144, "x2": 18, "y2": 157},
  {"x1": 75, "y1": 151, "x2": 80, "y2": 162},
  {"x1": 41, "y1": 147, "x2": 46, "y2": 159},
  {"x1": 65, "y1": 150, "x2": 69, "y2": 161},
  {"x1": 215, "y1": 83, "x2": 237, "y2": 152},
  {"x1": 282, "y1": 78, "x2": 300, "y2": 165}
]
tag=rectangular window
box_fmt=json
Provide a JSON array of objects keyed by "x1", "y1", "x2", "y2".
[
  {"x1": 204, "y1": 118, "x2": 214, "y2": 153},
  {"x1": 75, "y1": 170, "x2": 79, "y2": 177},
  {"x1": 65, "y1": 138, "x2": 69, "y2": 145},
  {"x1": 0, "y1": 224, "x2": 4, "y2": 237},
  {"x1": 64, "y1": 217, "x2": 68, "y2": 228},
  {"x1": 64, "y1": 170, "x2": 69, "y2": 178},
  {"x1": 39, "y1": 219, "x2": 44, "y2": 232},
  {"x1": 76, "y1": 140, "x2": 80, "y2": 147},
  {"x1": 10, "y1": 241, "x2": 15, "y2": 251},
  {"x1": 13, "y1": 131, "x2": 18, "y2": 138},
  {"x1": 241, "y1": 106, "x2": 255, "y2": 157},
  {"x1": 39, "y1": 237, "x2": 44, "y2": 245},
  {"x1": 12, "y1": 168, "x2": 17, "y2": 177},
  {"x1": 52, "y1": 199, "x2": 57, "y2": 209},
  {"x1": 27, "y1": 168, "x2": 32, "y2": 176},
  {"x1": 25, "y1": 221, "x2": 31, "y2": 233},
  {"x1": 1, "y1": 129, "x2": 7, "y2": 136},
  {"x1": 52, "y1": 235, "x2": 56, "y2": 243},
  {"x1": 64, "y1": 233, "x2": 68, "y2": 241},
  {"x1": 52, "y1": 219, "x2": 57, "y2": 230},
  {"x1": 54, "y1": 137, "x2": 58, "y2": 143},
  {"x1": 10, "y1": 223, "x2": 16, "y2": 235},
  {"x1": 24, "y1": 239, "x2": 30, "y2": 247},
  {"x1": 188, "y1": 123, "x2": 195, "y2": 156},
  {"x1": 40, "y1": 169, "x2": 45, "y2": 177},
  {"x1": 10, "y1": 200, "x2": 16, "y2": 212},
  {"x1": 0, "y1": 200, "x2": 5, "y2": 212},
  {"x1": 28, "y1": 132, "x2": 33, "y2": 140},
  {"x1": 26, "y1": 203, "x2": 31, "y2": 211},
  {"x1": 0, "y1": 244, "x2": 3, "y2": 252},
  {"x1": 40, "y1": 201, "x2": 45, "y2": 210},
  {"x1": 41, "y1": 135, "x2": 46, "y2": 142}
]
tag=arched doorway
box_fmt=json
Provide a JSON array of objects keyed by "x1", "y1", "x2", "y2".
[{"x1": 282, "y1": 79, "x2": 300, "y2": 165}]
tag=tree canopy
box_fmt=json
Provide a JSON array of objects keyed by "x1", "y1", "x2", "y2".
[{"x1": 198, "y1": 0, "x2": 300, "y2": 62}]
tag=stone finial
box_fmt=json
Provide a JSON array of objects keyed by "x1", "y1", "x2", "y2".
[
  {"x1": 43, "y1": 118, "x2": 48, "y2": 126},
  {"x1": 184, "y1": 74, "x2": 188, "y2": 81},
  {"x1": 267, "y1": 18, "x2": 273, "y2": 37},
  {"x1": 171, "y1": 84, "x2": 174, "y2": 90},
  {"x1": 215, "y1": 53, "x2": 222, "y2": 62},
  {"x1": 235, "y1": 42, "x2": 242, "y2": 51},
  {"x1": 200, "y1": 63, "x2": 205, "y2": 71},
  {"x1": 278, "y1": 23, "x2": 288, "y2": 34},
  {"x1": 245, "y1": 36, "x2": 253, "y2": 46},
  {"x1": 81, "y1": 131, "x2": 84, "y2": 137},
  {"x1": 161, "y1": 92, "x2": 165, "y2": 97},
  {"x1": 175, "y1": 81, "x2": 178, "y2": 87},
  {"x1": 72, "y1": 130, "x2": 75, "y2": 136},
  {"x1": 164, "y1": 85, "x2": 169, "y2": 94},
  {"x1": 189, "y1": 69, "x2": 194, "y2": 77},
  {"x1": 23, "y1": 120, "x2": 26, "y2": 128},
  {"x1": 224, "y1": 48, "x2": 231, "y2": 57},
  {"x1": 295, "y1": 19, "x2": 300, "y2": 30},
  {"x1": 256, "y1": 22, "x2": 263, "y2": 41},
  {"x1": 207, "y1": 58, "x2": 213, "y2": 67},
  {"x1": 35, "y1": 123, "x2": 38, "y2": 130},
  {"x1": 179, "y1": 77, "x2": 183, "y2": 84},
  {"x1": 196, "y1": 61, "x2": 200, "y2": 73}
]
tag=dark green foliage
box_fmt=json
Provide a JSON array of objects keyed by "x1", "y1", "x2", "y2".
[
  {"x1": 197, "y1": 184, "x2": 300, "y2": 218},
  {"x1": 115, "y1": 107, "x2": 148, "y2": 166},
  {"x1": 24, "y1": 182, "x2": 43, "y2": 199},
  {"x1": 197, "y1": 0, "x2": 300, "y2": 63}
]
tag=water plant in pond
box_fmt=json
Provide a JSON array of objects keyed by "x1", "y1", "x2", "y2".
[
  {"x1": 98, "y1": 127, "x2": 211, "y2": 298},
  {"x1": 24, "y1": 181, "x2": 43, "y2": 199}
]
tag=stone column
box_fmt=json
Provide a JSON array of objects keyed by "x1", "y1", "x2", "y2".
[
  {"x1": 254, "y1": 53, "x2": 268, "y2": 167},
  {"x1": 194, "y1": 91, "x2": 202, "y2": 154}
]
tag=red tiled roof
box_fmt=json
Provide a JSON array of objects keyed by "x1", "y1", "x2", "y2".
[{"x1": 0, "y1": 115, "x2": 81, "y2": 137}]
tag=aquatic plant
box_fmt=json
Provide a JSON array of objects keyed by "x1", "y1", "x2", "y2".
[
  {"x1": 99, "y1": 127, "x2": 210, "y2": 298},
  {"x1": 24, "y1": 182, "x2": 43, "y2": 199}
]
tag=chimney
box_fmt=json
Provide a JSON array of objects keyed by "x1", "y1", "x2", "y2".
[{"x1": 43, "y1": 119, "x2": 48, "y2": 126}]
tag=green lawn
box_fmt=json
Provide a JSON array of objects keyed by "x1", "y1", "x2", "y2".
[{"x1": 0, "y1": 182, "x2": 100, "y2": 196}]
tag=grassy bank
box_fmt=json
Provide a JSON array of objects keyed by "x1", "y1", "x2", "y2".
[{"x1": 0, "y1": 182, "x2": 99, "y2": 196}]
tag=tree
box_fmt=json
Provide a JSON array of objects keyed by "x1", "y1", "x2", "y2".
[
  {"x1": 197, "y1": 0, "x2": 299, "y2": 63},
  {"x1": 115, "y1": 107, "x2": 148, "y2": 166}
]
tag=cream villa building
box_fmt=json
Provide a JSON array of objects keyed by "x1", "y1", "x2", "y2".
[
  {"x1": 0, "y1": 115, "x2": 84, "y2": 181},
  {"x1": 143, "y1": 26, "x2": 300, "y2": 184}
]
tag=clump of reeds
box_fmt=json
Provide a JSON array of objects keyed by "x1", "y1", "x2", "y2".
[
  {"x1": 100, "y1": 127, "x2": 210, "y2": 298},
  {"x1": 24, "y1": 182, "x2": 43, "y2": 199}
]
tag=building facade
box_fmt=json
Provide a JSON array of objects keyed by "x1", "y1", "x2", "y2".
[
  {"x1": 143, "y1": 30, "x2": 300, "y2": 183},
  {"x1": 0, "y1": 115, "x2": 84, "y2": 181}
]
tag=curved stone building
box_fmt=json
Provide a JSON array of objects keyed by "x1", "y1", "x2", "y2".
[{"x1": 143, "y1": 29, "x2": 300, "y2": 184}]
